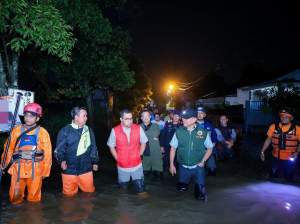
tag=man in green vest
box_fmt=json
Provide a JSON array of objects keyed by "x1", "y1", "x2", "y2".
[{"x1": 169, "y1": 108, "x2": 213, "y2": 201}]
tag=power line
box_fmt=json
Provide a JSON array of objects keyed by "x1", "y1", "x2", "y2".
[{"x1": 176, "y1": 76, "x2": 206, "y2": 91}]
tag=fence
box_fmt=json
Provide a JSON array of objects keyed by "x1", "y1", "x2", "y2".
[{"x1": 245, "y1": 101, "x2": 274, "y2": 134}]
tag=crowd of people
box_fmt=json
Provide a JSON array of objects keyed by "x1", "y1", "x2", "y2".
[
  {"x1": 108, "y1": 106, "x2": 240, "y2": 201},
  {"x1": 1, "y1": 102, "x2": 299, "y2": 205}
]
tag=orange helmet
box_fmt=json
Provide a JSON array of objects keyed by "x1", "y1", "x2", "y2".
[{"x1": 24, "y1": 103, "x2": 43, "y2": 117}]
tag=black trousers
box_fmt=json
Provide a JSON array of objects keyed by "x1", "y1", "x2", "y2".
[{"x1": 270, "y1": 156, "x2": 298, "y2": 181}]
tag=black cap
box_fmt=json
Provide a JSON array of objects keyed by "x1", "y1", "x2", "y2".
[
  {"x1": 279, "y1": 108, "x2": 293, "y2": 117},
  {"x1": 173, "y1": 110, "x2": 181, "y2": 116},
  {"x1": 197, "y1": 106, "x2": 206, "y2": 113},
  {"x1": 181, "y1": 108, "x2": 197, "y2": 119}
]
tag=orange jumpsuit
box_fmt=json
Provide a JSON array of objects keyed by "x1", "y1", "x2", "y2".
[{"x1": 1, "y1": 125, "x2": 52, "y2": 204}]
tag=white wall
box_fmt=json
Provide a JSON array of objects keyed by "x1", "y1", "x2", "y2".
[
  {"x1": 250, "y1": 82, "x2": 300, "y2": 100},
  {"x1": 225, "y1": 88, "x2": 250, "y2": 108},
  {"x1": 197, "y1": 97, "x2": 224, "y2": 108},
  {"x1": 207, "y1": 80, "x2": 300, "y2": 109}
]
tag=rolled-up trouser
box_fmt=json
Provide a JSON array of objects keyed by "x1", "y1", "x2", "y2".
[
  {"x1": 179, "y1": 165, "x2": 205, "y2": 186},
  {"x1": 62, "y1": 171, "x2": 95, "y2": 196},
  {"x1": 117, "y1": 165, "x2": 144, "y2": 183},
  {"x1": 132, "y1": 179, "x2": 146, "y2": 193},
  {"x1": 117, "y1": 166, "x2": 146, "y2": 193},
  {"x1": 9, "y1": 174, "x2": 43, "y2": 204}
]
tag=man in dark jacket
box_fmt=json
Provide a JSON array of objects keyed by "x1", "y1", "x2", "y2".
[
  {"x1": 215, "y1": 115, "x2": 237, "y2": 160},
  {"x1": 55, "y1": 107, "x2": 99, "y2": 196},
  {"x1": 160, "y1": 110, "x2": 181, "y2": 171},
  {"x1": 197, "y1": 107, "x2": 218, "y2": 176}
]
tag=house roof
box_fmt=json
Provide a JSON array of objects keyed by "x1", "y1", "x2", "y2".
[
  {"x1": 276, "y1": 69, "x2": 300, "y2": 81},
  {"x1": 239, "y1": 69, "x2": 300, "y2": 91}
]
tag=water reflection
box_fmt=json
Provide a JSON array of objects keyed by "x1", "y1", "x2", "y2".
[
  {"x1": 284, "y1": 202, "x2": 291, "y2": 211},
  {"x1": 58, "y1": 193, "x2": 95, "y2": 223},
  {"x1": 1, "y1": 168, "x2": 300, "y2": 224},
  {"x1": 115, "y1": 212, "x2": 138, "y2": 224},
  {"x1": 5, "y1": 203, "x2": 48, "y2": 224}
]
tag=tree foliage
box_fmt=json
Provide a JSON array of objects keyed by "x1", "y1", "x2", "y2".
[
  {"x1": 0, "y1": 0, "x2": 75, "y2": 92},
  {"x1": 114, "y1": 59, "x2": 152, "y2": 119},
  {"x1": 1, "y1": 0, "x2": 75, "y2": 61},
  {"x1": 1, "y1": 0, "x2": 141, "y2": 128},
  {"x1": 47, "y1": 0, "x2": 135, "y2": 100}
]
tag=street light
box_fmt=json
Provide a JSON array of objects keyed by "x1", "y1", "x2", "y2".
[
  {"x1": 166, "y1": 82, "x2": 176, "y2": 95},
  {"x1": 166, "y1": 82, "x2": 176, "y2": 110},
  {"x1": 168, "y1": 84, "x2": 174, "y2": 91}
]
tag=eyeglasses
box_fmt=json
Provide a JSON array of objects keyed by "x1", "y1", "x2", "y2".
[{"x1": 123, "y1": 118, "x2": 133, "y2": 121}]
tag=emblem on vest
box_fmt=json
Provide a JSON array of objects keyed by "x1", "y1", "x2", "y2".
[{"x1": 196, "y1": 130, "x2": 204, "y2": 139}]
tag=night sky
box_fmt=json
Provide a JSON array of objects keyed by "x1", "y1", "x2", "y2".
[{"x1": 129, "y1": 0, "x2": 300, "y2": 91}]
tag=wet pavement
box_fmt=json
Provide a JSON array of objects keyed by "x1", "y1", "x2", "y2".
[{"x1": 1, "y1": 136, "x2": 300, "y2": 224}]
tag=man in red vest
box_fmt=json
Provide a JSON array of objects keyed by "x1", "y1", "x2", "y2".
[
  {"x1": 261, "y1": 108, "x2": 300, "y2": 181},
  {"x1": 107, "y1": 109, "x2": 148, "y2": 194}
]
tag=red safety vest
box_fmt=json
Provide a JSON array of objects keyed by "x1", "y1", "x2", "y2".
[
  {"x1": 271, "y1": 123, "x2": 298, "y2": 160},
  {"x1": 114, "y1": 124, "x2": 141, "y2": 168}
]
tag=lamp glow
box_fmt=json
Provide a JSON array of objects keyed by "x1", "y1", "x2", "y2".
[{"x1": 289, "y1": 157, "x2": 296, "y2": 162}]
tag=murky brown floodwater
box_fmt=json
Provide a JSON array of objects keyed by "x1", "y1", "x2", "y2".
[{"x1": 1, "y1": 151, "x2": 300, "y2": 224}]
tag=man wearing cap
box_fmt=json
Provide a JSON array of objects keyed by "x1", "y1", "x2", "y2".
[
  {"x1": 261, "y1": 109, "x2": 300, "y2": 181},
  {"x1": 160, "y1": 110, "x2": 181, "y2": 171},
  {"x1": 169, "y1": 108, "x2": 213, "y2": 201},
  {"x1": 197, "y1": 107, "x2": 218, "y2": 176}
]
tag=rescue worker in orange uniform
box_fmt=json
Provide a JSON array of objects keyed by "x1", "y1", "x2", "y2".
[
  {"x1": 54, "y1": 107, "x2": 99, "y2": 197},
  {"x1": 261, "y1": 109, "x2": 300, "y2": 181},
  {"x1": 1, "y1": 103, "x2": 52, "y2": 204}
]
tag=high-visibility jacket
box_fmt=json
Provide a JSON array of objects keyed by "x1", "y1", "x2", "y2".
[
  {"x1": 2, "y1": 125, "x2": 52, "y2": 178},
  {"x1": 271, "y1": 123, "x2": 299, "y2": 160},
  {"x1": 114, "y1": 124, "x2": 141, "y2": 168},
  {"x1": 54, "y1": 125, "x2": 99, "y2": 175}
]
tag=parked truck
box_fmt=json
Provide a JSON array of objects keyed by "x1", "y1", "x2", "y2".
[{"x1": 0, "y1": 88, "x2": 34, "y2": 132}]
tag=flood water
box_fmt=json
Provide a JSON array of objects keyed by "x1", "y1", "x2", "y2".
[{"x1": 1, "y1": 136, "x2": 300, "y2": 224}]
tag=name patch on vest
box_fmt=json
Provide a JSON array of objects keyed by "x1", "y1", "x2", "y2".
[{"x1": 196, "y1": 130, "x2": 204, "y2": 139}]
